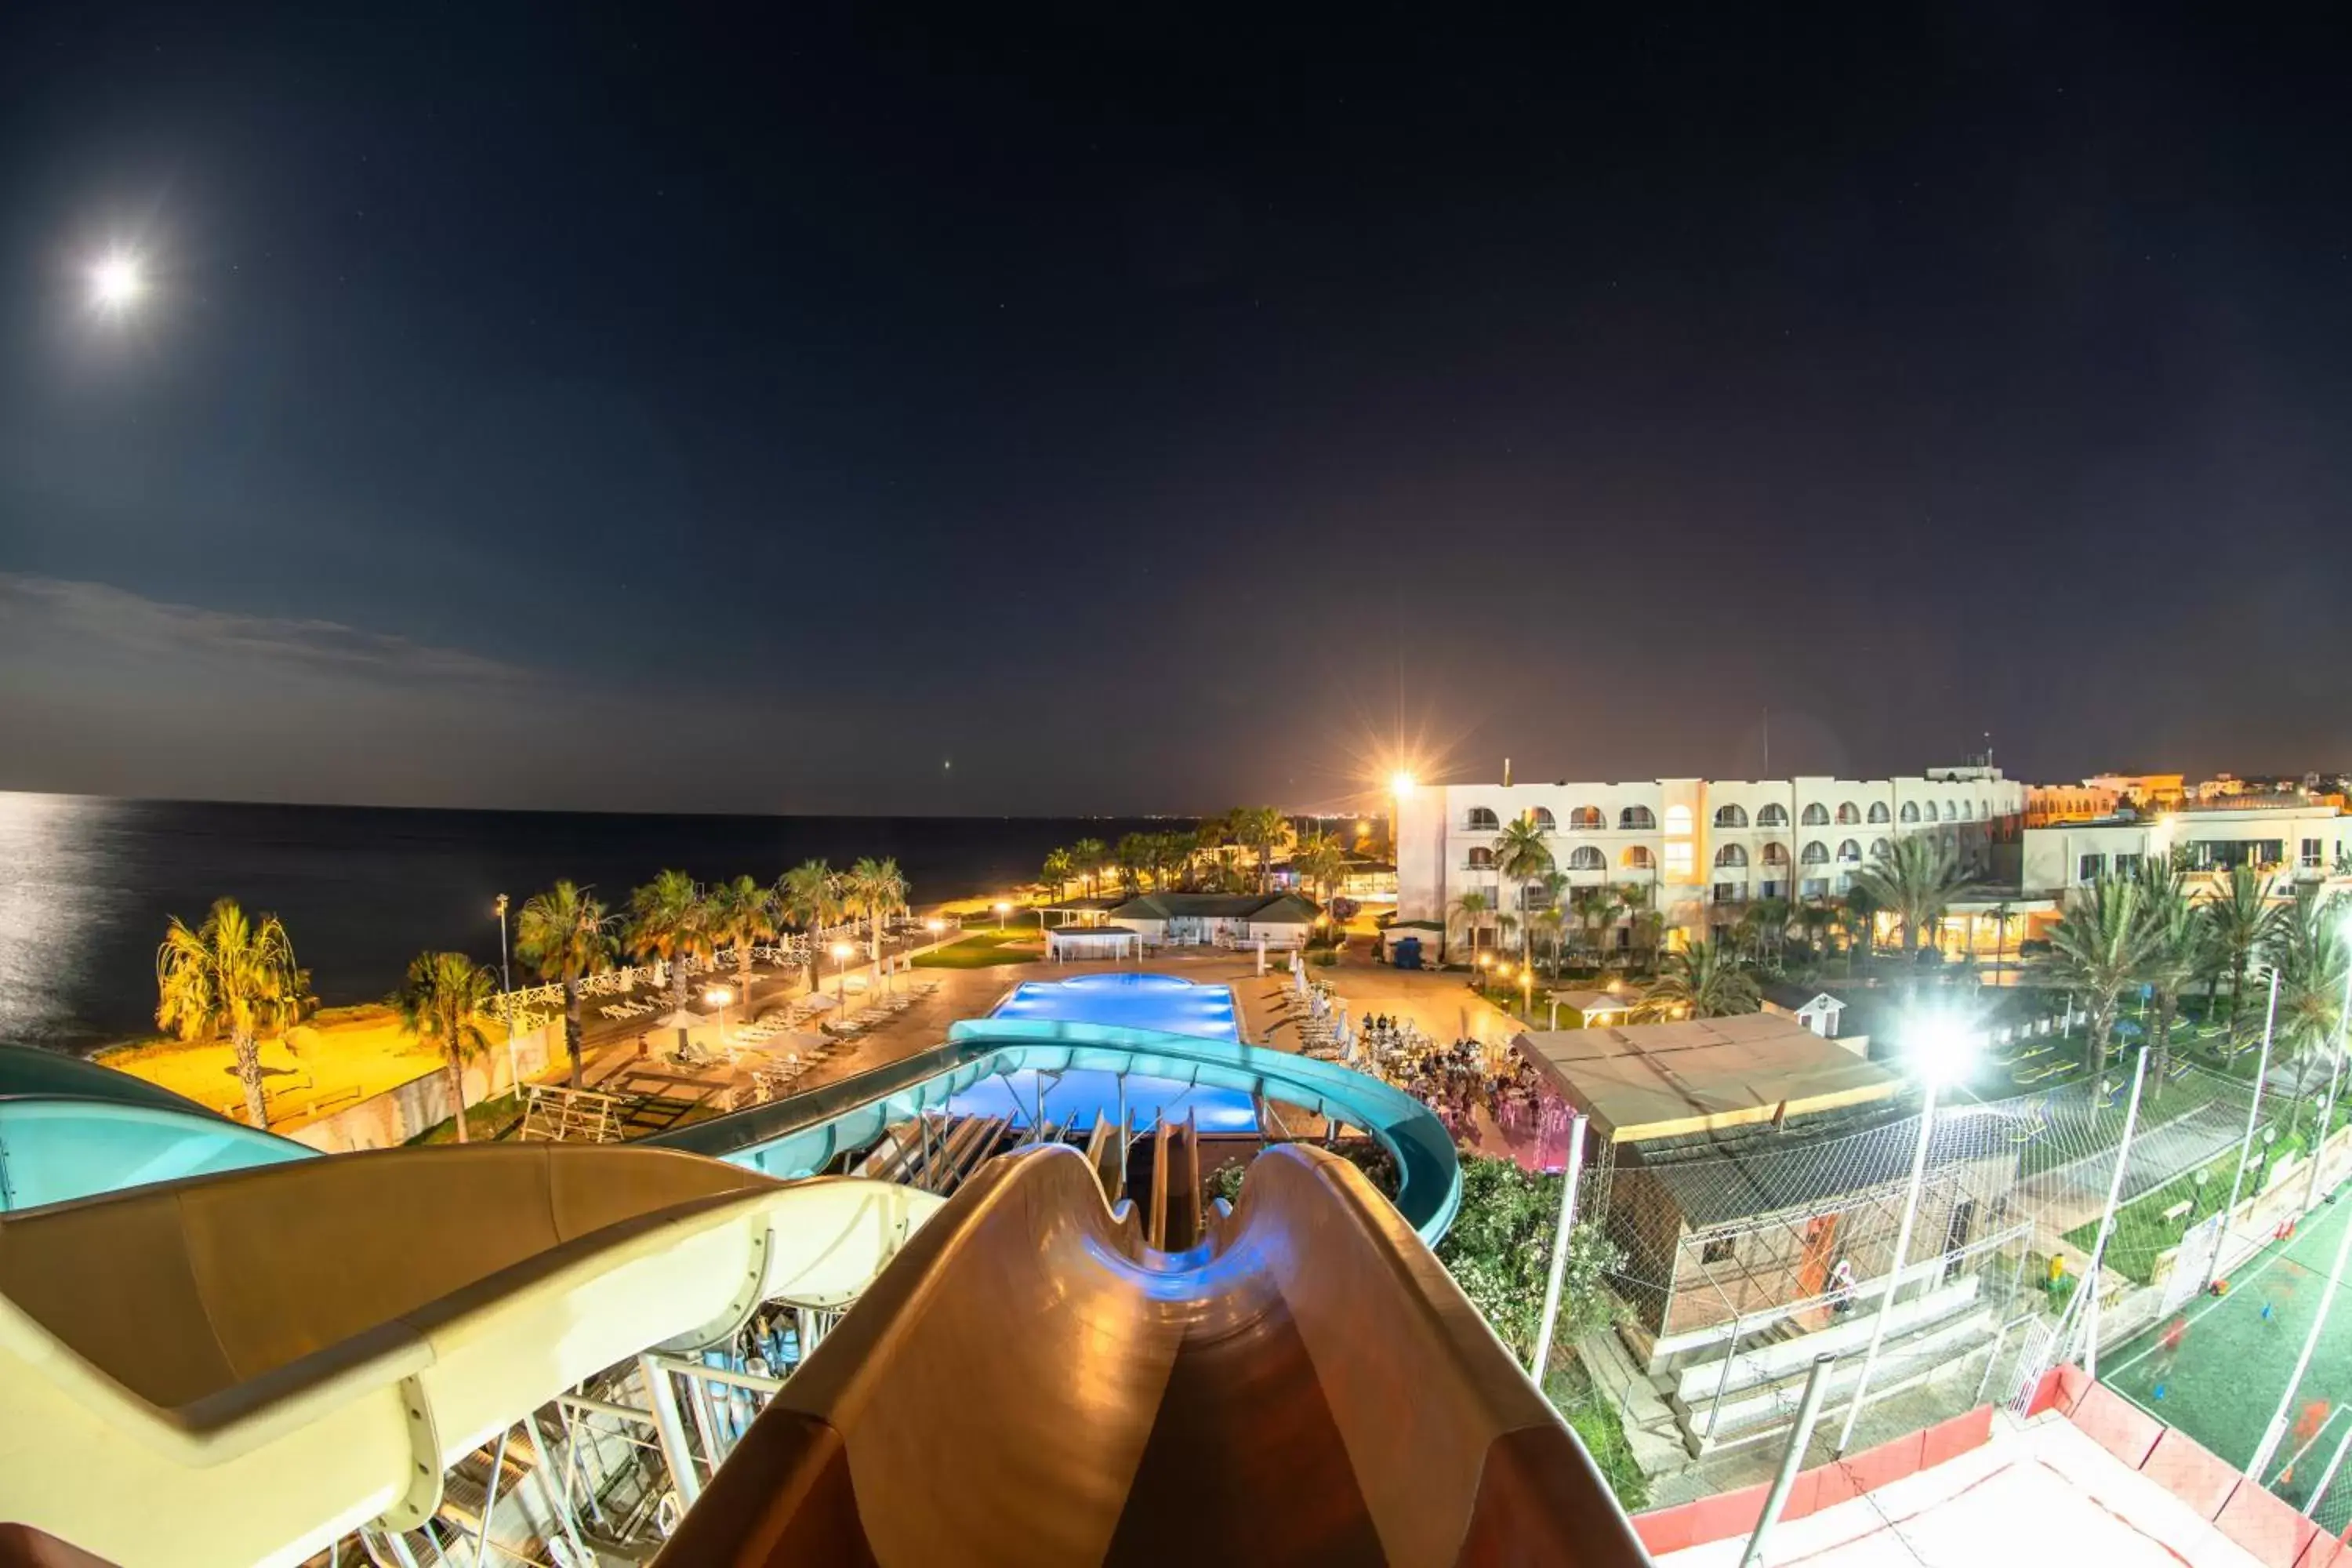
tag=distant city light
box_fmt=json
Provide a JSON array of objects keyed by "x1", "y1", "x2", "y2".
[{"x1": 88, "y1": 251, "x2": 144, "y2": 314}]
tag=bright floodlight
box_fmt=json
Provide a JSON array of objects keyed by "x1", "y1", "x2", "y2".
[
  {"x1": 704, "y1": 986, "x2": 731, "y2": 1005},
  {"x1": 1390, "y1": 769, "x2": 1417, "y2": 798},
  {"x1": 89, "y1": 252, "x2": 144, "y2": 313},
  {"x1": 1907, "y1": 1011, "x2": 1977, "y2": 1086},
  {"x1": 829, "y1": 942, "x2": 855, "y2": 961}
]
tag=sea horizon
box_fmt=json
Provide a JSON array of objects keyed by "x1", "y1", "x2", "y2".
[{"x1": 0, "y1": 790, "x2": 1192, "y2": 1053}]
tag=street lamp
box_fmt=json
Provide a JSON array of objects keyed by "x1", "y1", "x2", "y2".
[
  {"x1": 830, "y1": 942, "x2": 855, "y2": 1004},
  {"x1": 1389, "y1": 770, "x2": 1416, "y2": 799},
  {"x1": 994, "y1": 900, "x2": 1012, "y2": 935},
  {"x1": 494, "y1": 894, "x2": 515, "y2": 1090},
  {"x1": 1835, "y1": 1010, "x2": 1976, "y2": 1453}
]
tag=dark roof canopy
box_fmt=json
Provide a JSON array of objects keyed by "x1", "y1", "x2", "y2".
[{"x1": 1110, "y1": 892, "x2": 1320, "y2": 924}]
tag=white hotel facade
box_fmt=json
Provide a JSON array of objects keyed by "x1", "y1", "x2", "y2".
[{"x1": 1396, "y1": 765, "x2": 2026, "y2": 949}]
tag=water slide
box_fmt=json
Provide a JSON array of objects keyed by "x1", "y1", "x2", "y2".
[
  {"x1": 658, "y1": 1142, "x2": 1648, "y2": 1566},
  {"x1": 0, "y1": 1021, "x2": 1501, "y2": 1563},
  {"x1": 0, "y1": 1144, "x2": 939, "y2": 1568}
]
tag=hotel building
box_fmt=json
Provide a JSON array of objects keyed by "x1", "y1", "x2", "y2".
[{"x1": 1396, "y1": 765, "x2": 2027, "y2": 950}]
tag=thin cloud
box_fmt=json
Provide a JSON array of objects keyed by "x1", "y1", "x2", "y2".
[{"x1": 0, "y1": 572, "x2": 533, "y2": 684}]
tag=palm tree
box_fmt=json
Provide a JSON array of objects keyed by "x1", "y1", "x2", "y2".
[
  {"x1": 1642, "y1": 939, "x2": 1761, "y2": 1019},
  {"x1": 1229, "y1": 806, "x2": 1288, "y2": 895},
  {"x1": 706, "y1": 874, "x2": 780, "y2": 1016},
  {"x1": 1839, "y1": 884, "x2": 1883, "y2": 979},
  {"x1": 1851, "y1": 834, "x2": 1978, "y2": 968},
  {"x1": 627, "y1": 869, "x2": 710, "y2": 1012},
  {"x1": 1570, "y1": 885, "x2": 1618, "y2": 971},
  {"x1": 2133, "y1": 862, "x2": 2208, "y2": 1095},
  {"x1": 2270, "y1": 890, "x2": 2350, "y2": 1136},
  {"x1": 1737, "y1": 897, "x2": 1791, "y2": 966},
  {"x1": 1167, "y1": 831, "x2": 1203, "y2": 889},
  {"x1": 1293, "y1": 830, "x2": 1350, "y2": 906},
  {"x1": 514, "y1": 880, "x2": 617, "y2": 1089},
  {"x1": 1041, "y1": 848, "x2": 1076, "y2": 901},
  {"x1": 2047, "y1": 877, "x2": 2159, "y2": 1080},
  {"x1": 1448, "y1": 889, "x2": 1491, "y2": 967},
  {"x1": 1112, "y1": 833, "x2": 1150, "y2": 895},
  {"x1": 778, "y1": 860, "x2": 844, "y2": 995},
  {"x1": 2201, "y1": 864, "x2": 2281, "y2": 1041},
  {"x1": 1987, "y1": 900, "x2": 2016, "y2": 985},
  {"x1": 393, "y1": 951, "x2": 498, "y2": 1144},
  {"x1": 1070, "y1": 837, "x2": 1109, "y2": 898},
  {"x1": 1493, "y1": 816, "x2": 1556, "y2": 972},
  {"x1": 1795, "y1": 902, "x2": 1838, "y2": 968},
  {"x1": 844, "y1": 857, "x2": 911, "y2": 969},
  {"x1": 1534, "y1": 906, "x2": 1568, "y2": 977},
  {"x1": 154, "y1": 897, "x2": 298, "y2": 1129},
  {"x1": 1617, "y1": 883, "x2": 1661, "y2": 975}
]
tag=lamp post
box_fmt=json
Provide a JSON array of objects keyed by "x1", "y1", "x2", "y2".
[
  {"x1": 705, "y1": 986, "x2": 732, "y2": 1044},
  {"x1": 994, "y1": 900, "x2": 1012, "y2": 936},
  {"x1": 830, "y1": 942, "x2": 855, "y2": 1005},
  {"x1": 494, "y1": 894, "x2": 516, "y2": 1093},
  {"x1": 1835, "y1": 1013, "x2": 1973, "y2": 1454}
]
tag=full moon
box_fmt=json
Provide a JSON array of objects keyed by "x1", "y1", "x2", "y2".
[{"x1": 89, "y1": 252, "x2": 144, "y2": 313}]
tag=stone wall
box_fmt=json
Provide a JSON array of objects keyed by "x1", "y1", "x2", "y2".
[{"x1": 290, "y1": 1023, "x2": 556, "y2": 1153}]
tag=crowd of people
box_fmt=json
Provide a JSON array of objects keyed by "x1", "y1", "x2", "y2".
[{"x1": 1359, "y1": 1015, "x2": 1555, "y2": 1149}]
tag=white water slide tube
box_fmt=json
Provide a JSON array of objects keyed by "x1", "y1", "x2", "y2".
[{"x1": 0, "y1": 1144, "x2": 940, "y2": 1568}]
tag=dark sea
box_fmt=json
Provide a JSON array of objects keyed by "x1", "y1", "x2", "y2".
[{"x1": 0, "y1": 792, "x2": 1174, "y2": 1052}]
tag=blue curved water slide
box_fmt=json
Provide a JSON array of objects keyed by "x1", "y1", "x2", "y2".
[
  {"x1": 652, "y1": 1019, "x2": 1461, "y2": 1243},
  {"x1": 0, "y1": 1044, "x2": 316, "y2": 1211},
  {"x1": 2, "y1": 1024, "x2": 1462, "y2": 1243}
]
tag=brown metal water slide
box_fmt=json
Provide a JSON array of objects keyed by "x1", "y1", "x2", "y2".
[{"x1": 657, "y1": 1142, "x2": 1652, "y2": 1567}]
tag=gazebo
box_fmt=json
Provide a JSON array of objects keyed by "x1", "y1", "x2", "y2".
[{"x1": 1044, "y1": 924, "x2": 1142, "y2": 963}]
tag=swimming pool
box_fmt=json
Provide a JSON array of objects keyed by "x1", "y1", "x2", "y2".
[{"x1": 989, "y1": 972, "x2": 1241, "y2": 1043}]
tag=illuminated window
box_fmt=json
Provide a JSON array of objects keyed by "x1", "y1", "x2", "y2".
[
  {"x1": 1664, "y1": 843, "x2": 1693, "y2": 877},
  {"x1": 1530, "y1": 808, "x2": 1557, "y2": 832},
  {"x1": 1568, "y1": 806, "x2": 1605, "y2": 831},
  {"x1": 1622, "y1": 845, "x2": 1655, "y2": 869},
  {"x1": 1664, "y1": 804, "x2": 1693, "y2": 835}
]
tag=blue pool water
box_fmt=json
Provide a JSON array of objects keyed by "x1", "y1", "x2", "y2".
[
  {"x1": 988, "y1": 972, "x2": 1241, "y2": 1043},
  {"x1": 946, "y1": 1068, "x2": 1258, "y2": 1134}
]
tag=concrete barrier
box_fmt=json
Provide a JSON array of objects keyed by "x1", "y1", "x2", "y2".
[{"x1": 291, "y1": 1023, "x2": 555, "y2": 1153}]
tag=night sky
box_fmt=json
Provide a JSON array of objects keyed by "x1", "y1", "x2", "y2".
[{"x1": 3, "y1": 5, "x2": 2349, "y2": 815}]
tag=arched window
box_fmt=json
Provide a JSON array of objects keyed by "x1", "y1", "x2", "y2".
[
  {"x1": 1871, "y1": 837, "x2": 1892, "y2": 859},
  {"x1": 1836, "y1": 801, "x2": 1860, "y2": 824},
  {"x1": 1756, "y1": 803, "x2": 1789, "y2": 827},
  {"x1": 1467, "y1": 846, "x2": 1494, "y2": 869},
  {"x1": 1566, "y1": 846, "x2": 1606, "y2": 871},
  {"x1": 1619, "y1": 805, "x2": 1657, "y2": 830},
  {"x1": 1900, "y1": 800, "x2": 1921, "y2": 823},
  {"x1": 1867, "y1": 801, "x2": 1891, "y2": 823},
  {"x1": 1530, "y1": 807, "x2": 1557, "y2": 832},
  {"x1": 1714, "y1": 804, "x2": 1749, "y2": 828},
  {"x1": 1568, "y1": 806, "x2": 1605, "y2": 831},
  {"x1": 1800, "y1": 803, "x2": 1829, "y2": 825},
  {"x1": 1664, "y1": 804, "x2": 1693, "y2": 835},
  {"x1": 1944, "y1": 800, "x2": 1959, "y2": 822},
  {"x1": 1621, "y1": 846, "x2": 1655, "y2": 869},
  {"x1": 1761, "y1": 842, "x2": 1789, "y2": 867},
  {"x1": 1960, "y1": 800, "x2": 1975, "y2": 821},
  {"x1": 1715, "y1": 843, "x2": 1750, "y2": 868},
  {"x1": 1465, "y1": 807, "x2": 1500, "y2": 831},
  {"x1": 1525, "y1": 881, "x2": 1553, "y2": 908},
  {"x1": 1801, "y1": 840, "x2": 1830, "y2": 865},
  {"x1": 1837, "y1": 838, "x2": 1861, "y2": 863}
]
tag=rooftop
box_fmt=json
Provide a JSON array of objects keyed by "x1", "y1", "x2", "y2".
[
  {"x1": 1511, "y1": 1013, "x2": 1900, "y2": 1145},
  {"x1": 1107, "y1": 891, "x2": 1321, "y2": 923}
]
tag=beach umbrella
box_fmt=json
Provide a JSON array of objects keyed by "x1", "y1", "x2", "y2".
[{"x1": 654, "y1": 1007, "x2": 703, "y2": 1058}]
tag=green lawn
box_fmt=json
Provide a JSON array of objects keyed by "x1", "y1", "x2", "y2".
[
  {"x1": 913, "y1": 930, "x2": 1042, "y2": 969},
  {"x1": 1546, "y1": 1358, "x2": 1652, "y2": 1510},
  {"x1": 2062, "y1": 1145, "x2": 2247, "y2": 1284}
]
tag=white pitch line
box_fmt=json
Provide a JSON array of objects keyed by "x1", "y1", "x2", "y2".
[{"x1": 2106, "y1": 1210, "x2": 2332, "y2": 1380}]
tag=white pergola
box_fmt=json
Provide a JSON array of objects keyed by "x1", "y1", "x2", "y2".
[{"x1": 1044, "y1": 925, "x2": 1141, "y2": 964}]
